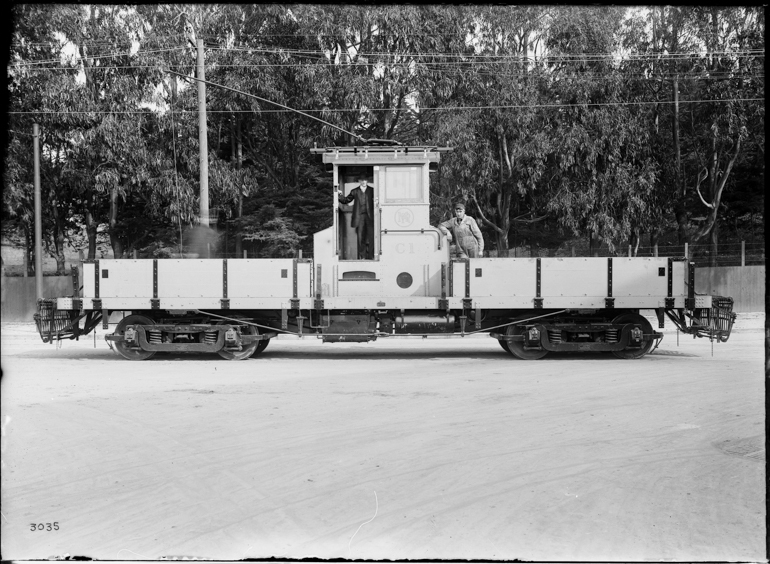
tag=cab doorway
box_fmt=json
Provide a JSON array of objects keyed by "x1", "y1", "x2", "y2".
[{"x1": 337, "y1": 166, "x2": 378, "y2": 261}]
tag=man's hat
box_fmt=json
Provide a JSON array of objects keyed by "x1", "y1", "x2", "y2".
[{"x1": 454, "y1": 202, "x2": 466, "y2": 211}]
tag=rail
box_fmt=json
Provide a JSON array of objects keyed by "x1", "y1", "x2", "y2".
[{"x1": 381, "y1": 228, "x2": 444, "y2": 250}]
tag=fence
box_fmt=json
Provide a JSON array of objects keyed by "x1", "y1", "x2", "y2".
[{"x1": 489, "y1": 241, "x2": 765, "y2": 267}]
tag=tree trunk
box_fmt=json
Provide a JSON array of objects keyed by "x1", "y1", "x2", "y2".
[
  {"x1": 54, "y1": 222, "x2": 66, "y2": 274},
  {"x1": 85, "y1": 206, "x2": 98, "y2": 260},
  {"x1": 630, "y1": 228, "x2": 641, "y2": 256},
  {"x1": 49, "y1": 187, "x2": 66, "y2": 274},
  {"x1": 673, "y1": 75, "x2": 682, "y2": 196},
  {"x1": 709, "y1": 221, "x2": 718, "y2": 267},
  {"x1": 109, "y1": 186, "x2": 123, "y2": 259},
  {"x1": 496, "y1": 232, "x2": 508, "y2": 256},
  {"x1": 675, "y1": 205, "x2": 689, "y2": 245}
]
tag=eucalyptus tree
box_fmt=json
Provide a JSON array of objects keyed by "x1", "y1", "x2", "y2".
[
  {"x1": 684, "y1": 7, "x2": 764, "y2": 263},
  {"x1": 544, "y1": 6, "x2": 659, "y2": 254},
  {"x1": 621, "y1": 5, "x2": 764, "y2": 257},
  {"x1": 431, "y1": 6, "x2": 556, "y2": 254},
  {"x1": 6, "y1": 4, "x2": 86, "y2": 271}
]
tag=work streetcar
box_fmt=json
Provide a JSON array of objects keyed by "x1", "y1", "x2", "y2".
[{"x1": 35, "y1": 142, "x2": 736, "y2": 360}]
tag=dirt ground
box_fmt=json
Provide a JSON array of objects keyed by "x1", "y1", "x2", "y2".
[{"x1": 0, "y1": 313, "x2": 766, "y2": 562}]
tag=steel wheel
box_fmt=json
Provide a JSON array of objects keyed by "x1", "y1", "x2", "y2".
[
  {"x1": 505, "y1": 318, "x2": 549, "y2": 360},
  {"x1": 255, "y1": 338, "x2": 270, "y2": 354},
  {"x1": 498, "y1": 337, "x2": 513, "y2": 355},
  {"x1": 611, "y1": 313, "x2": 655, "y2": 359},
  {"x1": 113, "y1": 314, "x2": 157, "y2": 361},
  {"x1": 217, "y1": 322, "x2": 259, "y2": 361}
]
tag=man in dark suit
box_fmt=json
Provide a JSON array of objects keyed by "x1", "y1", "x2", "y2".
[{"x1": 338, "y1": 176, "x2": 375, "y2": 259}]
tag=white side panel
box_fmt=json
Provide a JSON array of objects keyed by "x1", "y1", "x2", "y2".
[
  {"x1": 297, "y1": 262, "x2": 312, "y2": 298},
  {"x1": 379, "y1": 232, "x2": 443, "y2": 297},
  {"x1": 157, "y1": 260, "x2": 222, "y2": 298},
  {"x1": 469, "y1": 259, "x2": 538, "y2": 298},
  {"x1": 337, "y1": 279, "x2": 383, "y2": 297},
  {"x1": 228, "y1": 259, "x2": 305, "y2": 298},
  {"x1": 612, "y1": 258, "x2": 668, "y2": 297},
  {"x1": 83, "y1": 263, "x2": 95, "y2": 299},
  {"x1": 672, "y1": 260, "x2": 687, "y2": 297},
  {"x1": 98, "y1": 260, "x2": 154, "y2": 298},
  {"x1": 379, "y1": 205, "x2": 430, "y2": 231},
  {"x1": 451, "y1": 262, "x2": 465, "y2": 298},
  {"x1": 541, "y1": 258, "x2": 605, "y2": 298}
]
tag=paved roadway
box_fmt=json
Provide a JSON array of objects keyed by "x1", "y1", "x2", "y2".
[{"x1": 0, "y1": 315, "x2": 766, "y2": 561}]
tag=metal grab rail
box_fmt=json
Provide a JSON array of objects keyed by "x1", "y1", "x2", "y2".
[{"x1": 381, "y1": 228, "x2": 444, "y2": 250}]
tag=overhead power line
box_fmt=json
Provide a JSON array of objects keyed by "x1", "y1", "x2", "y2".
[
  {"x1": 8, "y1": 97, "x2": 764, "y2": 116},
  {"x1": 11, "y1": 45, "x2": 764, "y2": 67},
  {"x1": 11, "y1": 46, "x2": 189, "y2": 67}
]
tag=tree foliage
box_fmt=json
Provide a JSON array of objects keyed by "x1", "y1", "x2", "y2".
[{"x1": 4, "y1": 5, "x2": 764, "y2": 266}]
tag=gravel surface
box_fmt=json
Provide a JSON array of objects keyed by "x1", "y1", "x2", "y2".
[{"x1": 0, "y1": 313, "x2": 765, "y2": 561}]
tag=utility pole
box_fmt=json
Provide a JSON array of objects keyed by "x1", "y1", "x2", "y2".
[
  {"x1": 197, "y1": 38, "x2": 209, "y2": 233},
  {"x1": 33, "y1": 123, "x2": 43, "y2": 300}
]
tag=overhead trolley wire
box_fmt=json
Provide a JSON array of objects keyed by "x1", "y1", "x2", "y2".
[
  {"x1": 12, "y1": 45, "x2": 764, "y2": 67},
  {"x1": 9, "y1": 97, "x2": 765, "y2": 116}
]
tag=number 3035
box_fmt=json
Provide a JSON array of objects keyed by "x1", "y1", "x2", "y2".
[{"x1": 30, "y1": 522, "x2": 59, "y2": 531}]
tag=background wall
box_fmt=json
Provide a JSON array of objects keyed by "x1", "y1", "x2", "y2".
[
  {"x1": 1, "y1": 276, "x2": 74, "y2": 322},
  {"x1": 695, "y1": 266, "x2": 765, "y2": 314}
]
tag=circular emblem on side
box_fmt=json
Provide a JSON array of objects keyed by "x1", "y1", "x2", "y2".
[
  {"x1": 394, "y1": 208, "x2": 414, "y2": 227},
  {"x1": 396, "y1": 272, "x2": 413, "y2": 289}
]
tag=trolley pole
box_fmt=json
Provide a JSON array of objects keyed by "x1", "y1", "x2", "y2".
[
  {"x1": 197, "y1": 38, "x2": 209, "y2": 234},
  {"x1": 33, "y1": 123, "x2": 43, "y2": 300}
]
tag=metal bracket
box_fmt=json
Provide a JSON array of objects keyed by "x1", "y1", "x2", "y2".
[
  {"x1": 605, "y1": 297, "x2": 615, "y2": 309},
  {"x1": 151, "y1": 298, "x2": 160, "y2": 310},
  {"x1": 220, "y1": 298, "x2": 230, "y2": 310},
  {"x1": 462, "y1": 298, "x2": 473, "y2": 310},
  {"x1": 438, "y1": 298, "x2": 449, "y2": 310},
  {"x1": 102, "y1": 309, "x2": 109, "y2": 329},
  {"x1": 684, "y1": 298, "x2": 695, "y2": 310},
  {"x1": 314, "y1": 298, "x2": 324, "y2": 310},
  {"x1": 664, "y1": 297, "x2": 675, "y2": 309},
  {"x1": 534, "y1": 297, "x2": 544, "y2": 309},
  {"x1": 290, "y1": 298, "x2": 300, "y2": 310},
  {"x1": 92, "y1": 298, "x2": 102, "y2": 310}
]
